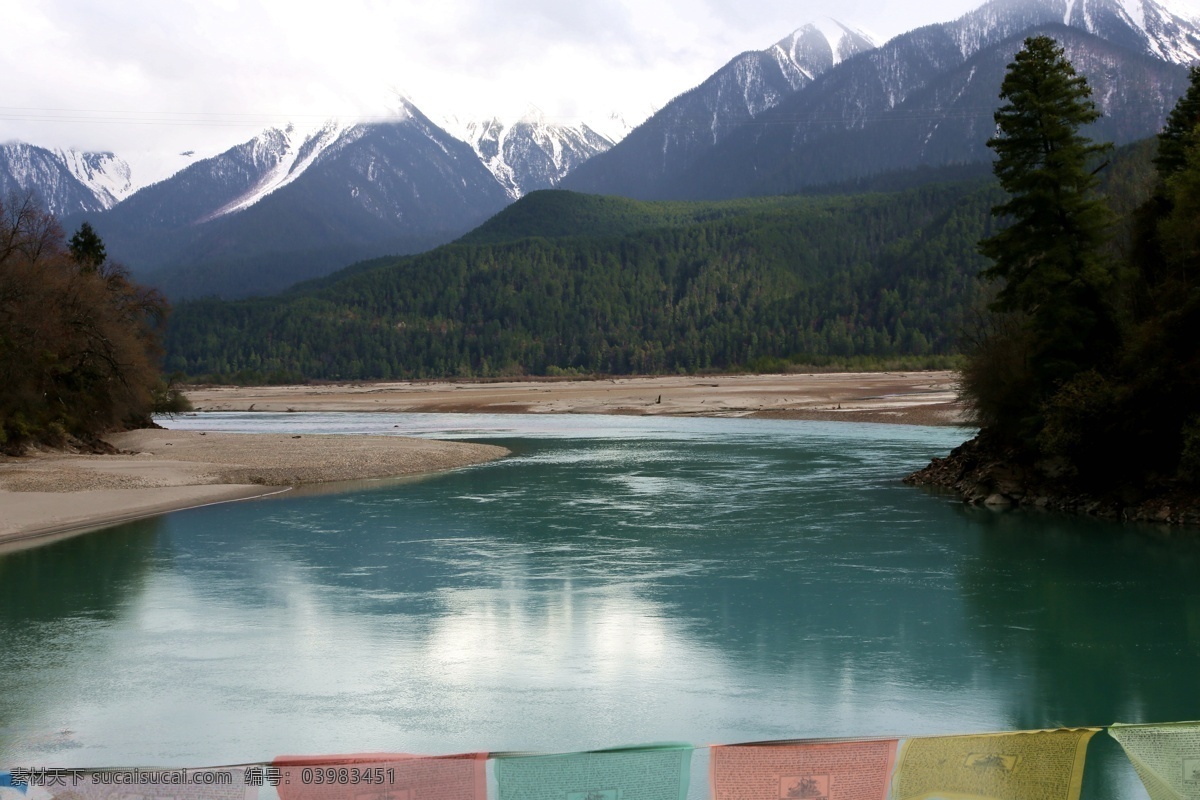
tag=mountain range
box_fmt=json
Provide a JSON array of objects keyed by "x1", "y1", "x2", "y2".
[
  {"x1": 2, "y1": 0, "x2": 1197, "y2": 299},
  {"x1": 562, "y1": 0, "x2": 1200, "y2": 199},
  {"x1": 558, "y1": 18, "x2": 878, "y2": 202},
  {"x1": 15, "y1": 102, "x2": 616, "y2": 298},
  {"x1": 0, "y1": 143, "x2": 133, "y2": 216}
]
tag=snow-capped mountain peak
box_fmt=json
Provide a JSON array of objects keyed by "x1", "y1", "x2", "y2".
[
  {"x1": 445, "y1": 112, "x2": 616, "y2": 199},
  {"x1": 0, "y1": 142, "x2": 134, "y2": 215},
  {"x1": 768, "y1": 19, "x2": 878, "y2": 91},
  {"x1": 1126, "y1": 0, "x2": 1200, "y2": 63},
  {"x1": 1065, "y1": 0, "x2": 1195, "y2": 60},
  {"x1": 55, "y1": 149, "x2": 133, "y2": 208},
  {"x1": 787, "y1": 18, "x2": 883, "y2": 65},
  {"x1": 517, "y1": 106, "x2": 548, "y2": 126},
  {"x1": 588, "y1": 111, "x2": 639, "y2": 144},
  {"x1": 953, "y1": 0, "x2": 1200, "y2": 64}
]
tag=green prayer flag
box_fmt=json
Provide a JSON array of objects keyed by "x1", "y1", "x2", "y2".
[{"x1": 496, "y1": 745, "x2": 692, "y2": 800}]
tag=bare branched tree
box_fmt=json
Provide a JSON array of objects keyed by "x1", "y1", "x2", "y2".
[{"x1": 0, "y1": 193, "x2": 169, "y2": 451}]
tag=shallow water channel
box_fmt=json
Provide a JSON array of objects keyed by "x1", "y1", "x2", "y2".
[{"x1": 3, "y1": 413, "x2": 1199, "y2": 799}]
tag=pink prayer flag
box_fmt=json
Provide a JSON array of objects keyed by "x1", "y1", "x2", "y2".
[
  {"x1": 272, "y1": 752, "x2": 487, "y2": 800},
  {"x1": 710, "y1": 740, "x2": 898, "y2": 800},
  {"x1": 41, "y1": 766, "x2": 258, "y2": 800}
]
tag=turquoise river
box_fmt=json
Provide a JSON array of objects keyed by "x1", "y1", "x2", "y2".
[{"x1": 3, "y1": 413, "x2": 1199, "y2": 799}]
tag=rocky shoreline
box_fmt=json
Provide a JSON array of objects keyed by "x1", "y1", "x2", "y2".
[{"x1": 905, "y1": 434, "x2": 1200, "y2": 527}]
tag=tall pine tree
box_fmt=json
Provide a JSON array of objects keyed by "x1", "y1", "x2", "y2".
[
  {"x1": 68, "y1": 221, "x2": 107, "y2": 273},
  {"x1": 1154, "y1": 65, "x2": 1200, "y2": 180},
  {"x1": 973, "y1": 36, "x2": 1116, "y2": 434},
  {"x1": 1111, "y1": 69, "x2": 1200, "y2": 479}
]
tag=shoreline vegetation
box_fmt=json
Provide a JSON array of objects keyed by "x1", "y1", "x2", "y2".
[
  {"x1": 0, "y1": 371, "x2": 963, "y2": 552},
  {"x1": 907, "y1": 51, "x2": 1200, "y2": 528}
]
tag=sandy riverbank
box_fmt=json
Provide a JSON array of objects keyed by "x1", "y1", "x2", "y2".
[
  {"x1": 1, "y1": 372, "x2": 966, "y2": 552},
  {"x1": 0, "y1": 429, "x2": 509, "y2": 552},
  {"x1": 187, "y1": 371, "x2": 968, "y2": 427}
]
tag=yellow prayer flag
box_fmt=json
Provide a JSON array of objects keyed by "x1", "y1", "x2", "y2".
[
  {"x1": 891, "y1": 728, "x2": 1098, "y2": 800},
  {"x1": 1109, "y1": 720, "x2": 1200, "y2": 800}
]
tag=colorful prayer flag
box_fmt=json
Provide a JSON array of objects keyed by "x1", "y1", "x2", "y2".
[
  {"x1": 1109, "y1": 720, "x2": 1200, "y2": 799},
  {"x1": 272, "y1": 752, "x2": 487, "y2": 800},
  {"x1": 891, "y1": 728, "x2": 1098, "y2": 800},
  {"x1": 0, "y1": 772, "x2": 28, "y2": 797},
  {"x1": 710, "y1": 739, "x2": 897, "y2": 800},
  {"x1": 495, "y1": 745, "x2": 691, "y2": 800},
  {"x1": 41, "y1": 766, "x2": 260, "y2": 800}
]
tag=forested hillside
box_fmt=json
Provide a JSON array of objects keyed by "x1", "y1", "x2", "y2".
[
  {"x1": 164, "y1": 144, "x2": 1156, "y2": 383},
  {"x1": 165, "y1": 182, "x2": 995, "y2": 380}
]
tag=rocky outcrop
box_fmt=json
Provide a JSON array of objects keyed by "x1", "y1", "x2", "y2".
[{"x1": 905, "y1": 433, "x2": 1200, "y2": 526}]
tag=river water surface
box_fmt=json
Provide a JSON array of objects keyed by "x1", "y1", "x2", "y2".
[{"x1": 3, "y1": 413, "x2": 1199, "y2": 799}]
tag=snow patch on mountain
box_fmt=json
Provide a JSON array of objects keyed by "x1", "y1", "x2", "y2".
[
  {"x1": 1119, "y1": 0, "x2": 1146, "y2": 29},
  {"x1": 0, "y1": 142, "x2": 134, "y2": 212},
  {"x1": 211, "y1": 120, "x2": 349, "y2": 218},
  {"x1": 1158, "y1": 0, "x2": 1200, "y2": 20},
  {"x1": 1075, "y1": 0, "x2": 1200, "y2": 64}
]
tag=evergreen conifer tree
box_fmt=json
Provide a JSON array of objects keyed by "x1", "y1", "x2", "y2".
[
  {"x1": 68, "y1": 221, "x2": 107, "y2": 273},
  {"x1": 977, "y1": 36, "x2": 1115, "y2": 410},
  {"x1": 1154, "y1": 66, "x2": 1200, "y2": 180}
]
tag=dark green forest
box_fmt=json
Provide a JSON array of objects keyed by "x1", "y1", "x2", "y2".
[
  {"x1": 976, "y1": 58, "x2": 1200, "y2": 487},
  {"x1": 164, "y1": 143, "x2": 1157, "y2": 383}
]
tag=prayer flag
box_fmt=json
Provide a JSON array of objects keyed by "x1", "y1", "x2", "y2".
[
  {"x1": 891, "y1": 728, "x2": 1098, "y2": 800},
  {"x1": 272, "y1": 752, "x2": 487, "y2": 800},
  {"x1": 495, "y1": 744, "x2": 691, "y2": 800},
  {"x1": 1109, "y1": 720, "x2": 1200, "y2": 799},
  {"x1": 710, "y1": 739, "x2": 897, "y2": 800},
  {"x1": 0, "y1": 772, "x2": 27, "y2": 797},
  {"x1": 42, "y1": 766, "x2": 260, "y2": 800}
]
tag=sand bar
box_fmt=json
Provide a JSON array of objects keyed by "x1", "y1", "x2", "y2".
[
  {"x1": 0, "y1": 429, "x2": 509, "y2": 552},
  {"x1": 188, "y1": 371, "x2": 967, "y2": 427}
]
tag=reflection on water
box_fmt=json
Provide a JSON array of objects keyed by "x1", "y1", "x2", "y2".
[
  {"x1": 0, "y1": 519, "x2": 165, "y2": 760},
  {"x1": 2, "y1": 413, "x2": 1197, "y2": 799}
]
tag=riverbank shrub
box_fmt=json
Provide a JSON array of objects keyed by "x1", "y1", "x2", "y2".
[{"x1": 0, "y1": 195, "x2": 169, "y2": 452}]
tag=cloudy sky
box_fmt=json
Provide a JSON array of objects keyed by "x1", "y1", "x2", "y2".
[{"x1": 3, "y1": 0, "x2": 987, "y2": 178}]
